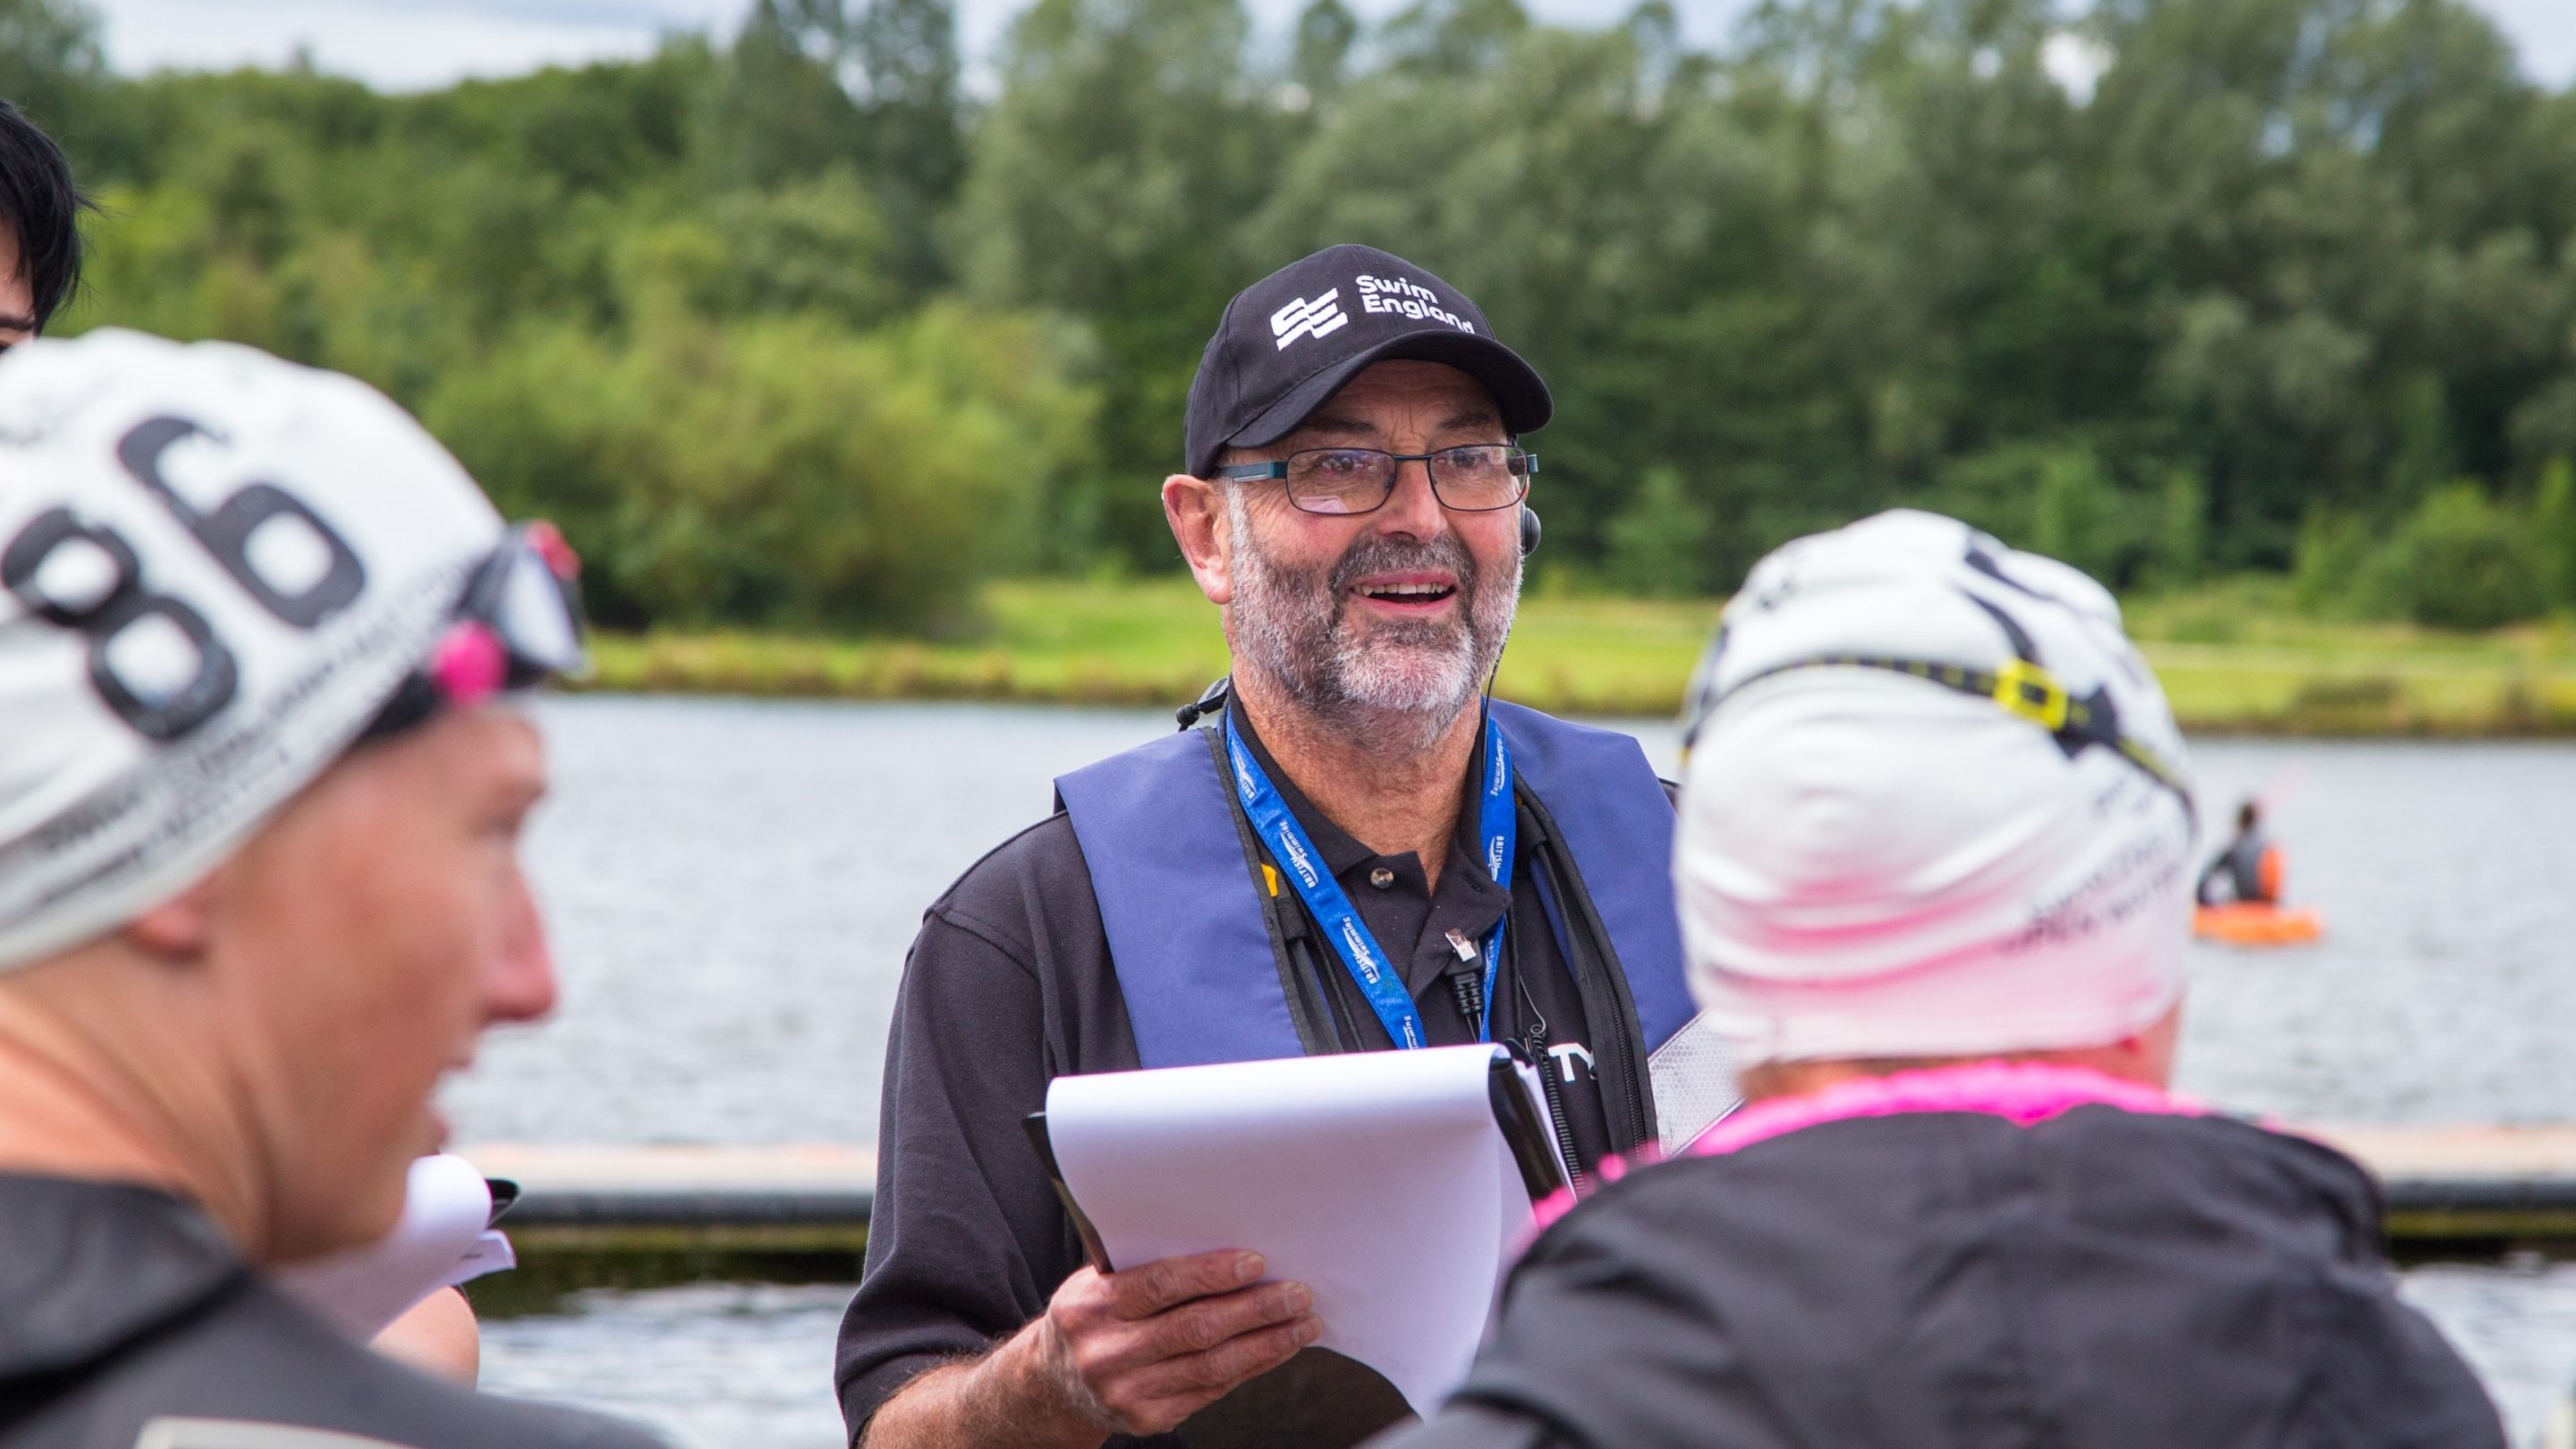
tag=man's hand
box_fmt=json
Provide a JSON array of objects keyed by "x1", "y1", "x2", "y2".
[
  {"x1": 862, "y1": 1249, "x2": 1320, "y2": 1449},
  {"x1": 1024, "y1": 1250, "x2": 1321, "y2": 1437}
]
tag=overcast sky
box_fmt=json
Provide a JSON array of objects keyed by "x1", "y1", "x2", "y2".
[{"x1": 83, "y1": 0, "x2": 2576, "y2": 93}]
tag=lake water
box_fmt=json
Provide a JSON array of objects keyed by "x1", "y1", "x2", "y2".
[
  {"x1": 480, "y1": 1267, "x2": 2576, "y2": 1449},
  {"x1": 458, "y1": 697, "x2": 2576, "y2": 1445}
]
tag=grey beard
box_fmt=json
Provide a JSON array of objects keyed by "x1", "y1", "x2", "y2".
[{"x1": 1224, "y1": 488, "x2": 1521, "y2": 751}]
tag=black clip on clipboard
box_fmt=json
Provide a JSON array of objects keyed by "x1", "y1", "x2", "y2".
[
  {"x1": 1023, "y1": 1047, "x2": 1569, "y2": 1278},
  {"x1": 1024, "y1": 1113, "x2": 1118, "y2": 1274},
  {"x1": 483, "y1": 1177, "x2": 521, "y2": 1229}
]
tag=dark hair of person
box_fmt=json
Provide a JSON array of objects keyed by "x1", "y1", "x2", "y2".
[
  {"x1": 2236, "y1": 800, "x2": 2259, "y2": 832},
  {"x1": 0, "y1": 98, "x2": 90, "y2": 330}
]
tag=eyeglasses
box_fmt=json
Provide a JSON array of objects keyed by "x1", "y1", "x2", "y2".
[
  {"x1": 358, "y1": 521, "x2": 590, "y2": 741},
  {"x1": 1219, "y1": 445, "x2": 1536, "y2": 515}
]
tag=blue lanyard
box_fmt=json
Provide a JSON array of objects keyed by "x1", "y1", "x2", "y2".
[{"x1": 1224, "y1": 712, "x2": 1517, "y2": 1046}]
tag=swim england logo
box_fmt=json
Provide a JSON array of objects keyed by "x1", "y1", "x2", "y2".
[
  {"x1": 1270, "y1": 275, "x2": 1480, "y2": 352},
  {"x1": 1270, "y1": 289, "x2": 1348, "y2": 351},
  {"x1": 1355, "y1": 274, "x2": 1477, "y2": 334}
]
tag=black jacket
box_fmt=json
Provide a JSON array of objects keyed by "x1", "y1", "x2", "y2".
[
  {"x1": 0, "y1": 1174, "x2": 664, "y2": 1448},
  {"x1": 1377, "y1": 1106, "x2": 2502, "y2": 1449}
]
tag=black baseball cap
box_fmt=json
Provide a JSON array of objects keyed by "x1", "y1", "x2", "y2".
[{"x1": 1182, "y1": 243, "x2": 1552, "y2": 479}]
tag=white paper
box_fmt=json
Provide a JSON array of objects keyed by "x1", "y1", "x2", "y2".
[
  {"x1": 1045, "y1": 1044, "x2": 1547, "y2": 1415},
  {"x1": 272, "y1": 1154, "x2": 512, "y2": 1339}
]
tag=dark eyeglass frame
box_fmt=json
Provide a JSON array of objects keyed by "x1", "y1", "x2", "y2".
[{"x1": 1218, "y1": 445, "x2": 1538, "y2": 515}]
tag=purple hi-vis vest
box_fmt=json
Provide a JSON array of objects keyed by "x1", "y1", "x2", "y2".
[{"x1": 1054, "y1": 700, "x2": 1735, "y2": 1154}]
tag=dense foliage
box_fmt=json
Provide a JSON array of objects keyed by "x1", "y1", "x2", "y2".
[{"x1": 18, "y1": 0, "x2": 2576, "y2": 629}]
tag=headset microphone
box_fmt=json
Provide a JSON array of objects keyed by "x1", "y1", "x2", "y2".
[{"x1": 1519, "y1": 507, "x2": 1542, "y2": 557}]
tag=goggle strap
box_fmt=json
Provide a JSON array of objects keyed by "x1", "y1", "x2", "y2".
[
  {"x1": 352, "y1": 525, "x2": 589, "y2": 745},
  {"x1": 1693, "y1": 654, "x2": 2195, "y2": 826},
  {"x1": 354, "y1": 672, "x2": 442, "y2": 743}
]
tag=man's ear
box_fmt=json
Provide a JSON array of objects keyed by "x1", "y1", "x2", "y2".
[
  {"x1": 122, "y1": 871, "x2": 224, "y2": 962},
  {"x1": 1163, "y1": 473, "x2": 1233, "y2": 606}
]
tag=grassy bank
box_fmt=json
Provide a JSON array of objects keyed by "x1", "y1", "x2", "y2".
[{"x1": 582, "y1": 578, "x2": 2576, "y2": 736}]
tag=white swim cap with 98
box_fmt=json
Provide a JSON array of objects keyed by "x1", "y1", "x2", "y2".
[{"x1": 0, "y1": 330, "x2": 507, "y2": 970}]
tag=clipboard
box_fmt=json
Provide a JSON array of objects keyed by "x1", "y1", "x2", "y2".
[{"x1": 1024, "y1": 1047, "x2": 1567, "y2": 1277}]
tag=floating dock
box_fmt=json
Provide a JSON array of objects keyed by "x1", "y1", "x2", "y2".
[
  {"x1": 463, "y1": 1142, "x2": 876, "y2": 1257},
  {"x1": 455, "y1": 1125, "x2": 2576, "y2": 1267},
  {"x1": 2313, "y1": 1125, "x2": 2576, "y2": 1247}
]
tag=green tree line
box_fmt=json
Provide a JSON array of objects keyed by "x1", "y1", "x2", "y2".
[{"x1": 15, "y1": 0, "x2": 2576, "y2": 630}]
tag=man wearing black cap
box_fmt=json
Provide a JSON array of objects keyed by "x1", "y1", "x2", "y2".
[{"x1": 837, "y1": 245, "x2": 1730, "y2": 1449}]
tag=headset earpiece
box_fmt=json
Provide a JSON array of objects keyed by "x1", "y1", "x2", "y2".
[{"x1": 1519, "y1": 507, "x2": 1542, "y2": 557}]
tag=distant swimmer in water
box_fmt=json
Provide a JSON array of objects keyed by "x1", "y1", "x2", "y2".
[{"x1": 2197, "y1": 800, "x2": 2283, "y2": 906}]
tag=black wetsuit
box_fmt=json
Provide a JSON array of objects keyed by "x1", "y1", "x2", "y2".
[
  {"x1": 2198, "y1": 826, "x2": 2272, "y2": 905},
  {"x1": 1374, "y1": 1106, "x2": 2503, "y2": 1449},
  {"x1": 0, "y1": 1174, "x2": 665, "y2": 1448}
]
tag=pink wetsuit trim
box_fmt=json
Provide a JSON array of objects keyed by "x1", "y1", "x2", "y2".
[{"x1": 1527, "y1": 1061, "x2": 2206, "y2": 1235}]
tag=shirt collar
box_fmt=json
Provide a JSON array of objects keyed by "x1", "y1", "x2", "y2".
[
  {"x1": 1225, "y1": 696, "x2": 1375, "y2": 875},
  {"x1": 1223, "y1": 694, "x2": 1497, "y2": 877}
]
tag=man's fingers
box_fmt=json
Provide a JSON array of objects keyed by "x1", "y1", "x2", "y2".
[
  {"x1": 1100, "y1": 1249, "x2": 1268, "y2": 1319},
  {"x1": 1116, "y1": 1313, "x2": 1325, "y2": 1425},
  {"x1": 1073, "y1": 1279, "x2": 1312, "y2": 1381},
  {"x1": 1149, "y1": 1280, "x2": 1312, "y2": 1358},
  {"x1": 1047, "y1": 1256, "x2": 1322, "y2": 1436}
]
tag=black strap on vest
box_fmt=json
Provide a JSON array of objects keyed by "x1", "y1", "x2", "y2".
[
  {"x1": 1517, "y1": 785, "x2": 1657, "y2": 1154},
  {"x1": 1198, "y1": 725, "x2": 1343, "y2": 1056}
]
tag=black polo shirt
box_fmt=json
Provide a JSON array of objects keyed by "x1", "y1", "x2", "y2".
[{"x1": 835, "y1": 704, "x2": 1616, "y2": 1445}]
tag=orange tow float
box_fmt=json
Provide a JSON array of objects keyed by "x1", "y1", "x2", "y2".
[
  {"x1": 2192, "y1": 902, "x2": 2325, "y2": 947},
  {"x1": 2193, "y1": 831, "x2": 2323, "y2": 946}
]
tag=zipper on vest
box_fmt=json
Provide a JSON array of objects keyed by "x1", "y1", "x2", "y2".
[
  {"x1": 1454, "y1": 922, "x2": 1587, "y2": 1188},
  {"x1": 1515, "y1": 970, "x2": 1591, "y2": 1196},
  {"x1": 1521, "y1": 797, "x2": 1655, "y2": 1153}
]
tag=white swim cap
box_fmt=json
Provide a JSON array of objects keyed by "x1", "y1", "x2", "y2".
[
  {"x1": 0, "y1": 330, "x2": 517, "y2": 970},
  {"x1": 1674, "y1": 509, "x2": 2195, "y2": 1065}
]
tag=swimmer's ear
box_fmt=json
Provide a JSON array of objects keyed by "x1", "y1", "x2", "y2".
[{"x1": 123, "y1": 872, "x2": 222, "y2": 962}]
